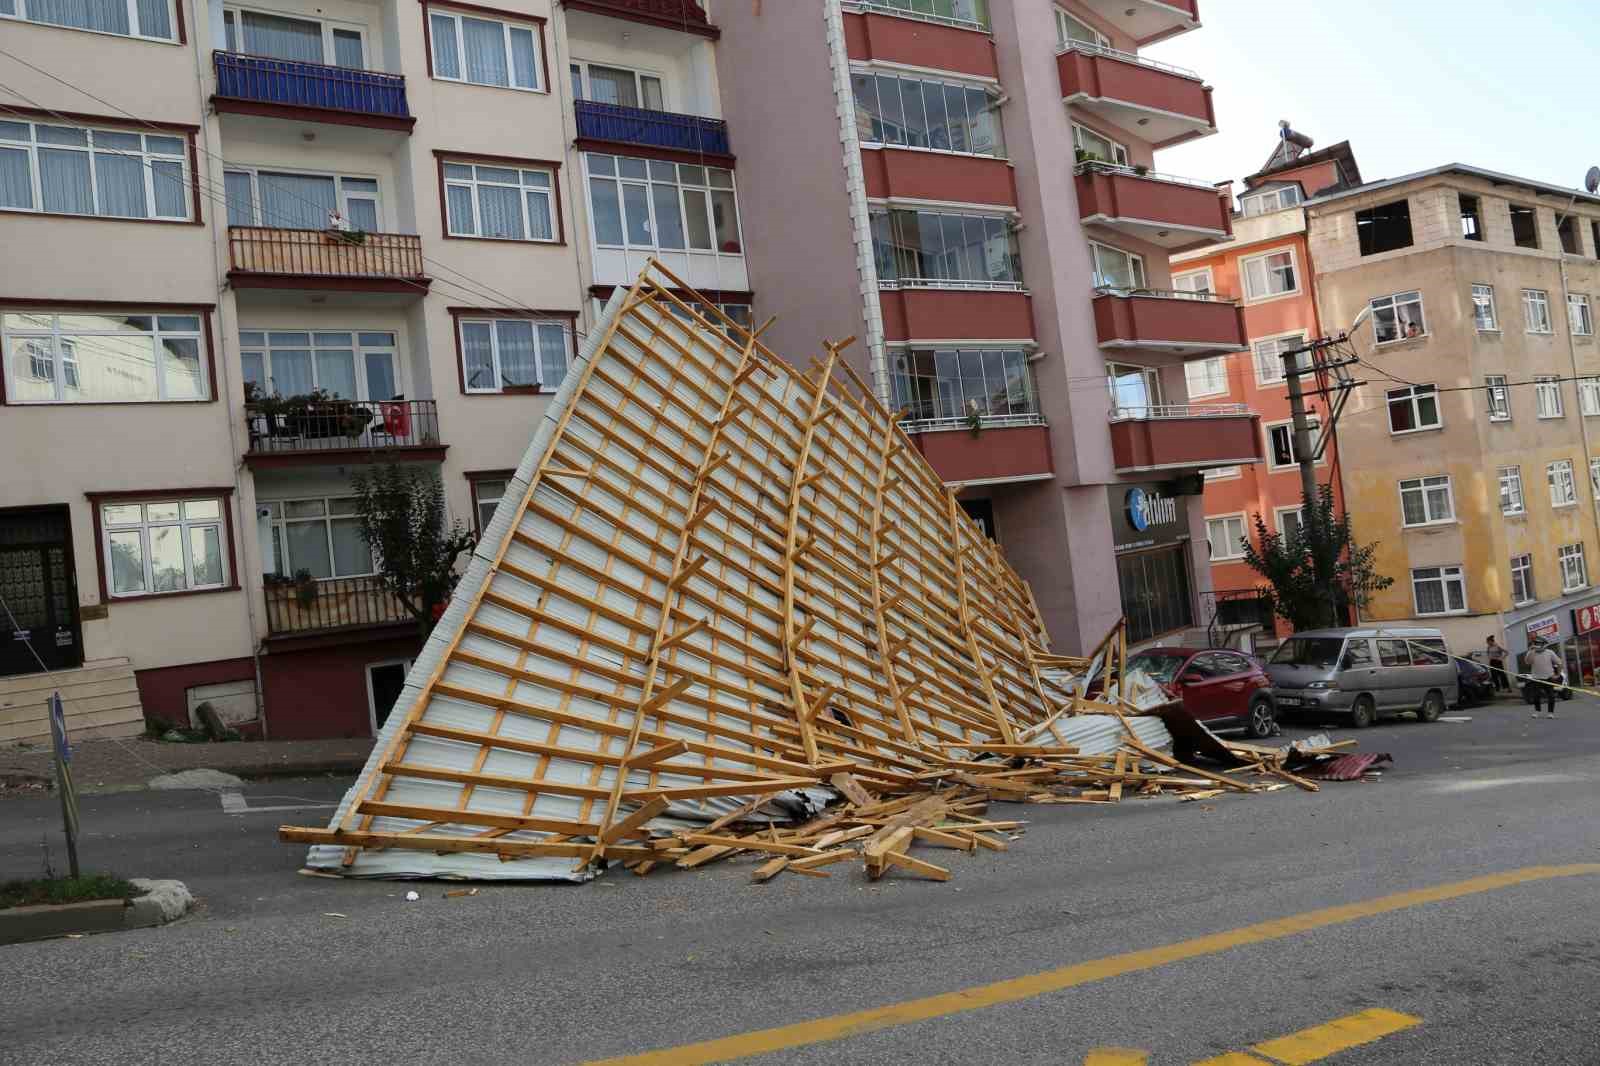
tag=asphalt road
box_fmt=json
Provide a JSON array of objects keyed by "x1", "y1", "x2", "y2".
[{"x1": 4, "y1": 699, "x2": 1599, "y2": 1065}]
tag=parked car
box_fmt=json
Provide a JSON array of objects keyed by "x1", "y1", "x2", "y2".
[
  {"x1": 1454, "y1": 657, "x2": 1495, "y2": 708},
  {"x1": 1125, "y1": 647, "x2": 1277, "y2": 738},
  {"x1": 1265, "y1": 626, "x2": 1458, "y2": 727}
]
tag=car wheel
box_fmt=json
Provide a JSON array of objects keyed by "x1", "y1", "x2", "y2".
[
  {"x1": 1418, "y1": 690, "x2": 1444, "y2": 723},
  {"x1": 1349, "y1": 695, "x2": 1376, "y2": 729},
  {"x1": 1247, "y1": 697, "x2": 1276, "y2": 739}
]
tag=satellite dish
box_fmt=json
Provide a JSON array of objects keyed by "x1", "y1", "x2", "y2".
[{"x1": 1586, "y1": 166, "x2": 1600, "y2": 195}]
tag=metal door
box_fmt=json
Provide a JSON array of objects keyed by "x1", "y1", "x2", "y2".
[{"x1": 0, "y1": 509, "x2": 81, "y2": 677}]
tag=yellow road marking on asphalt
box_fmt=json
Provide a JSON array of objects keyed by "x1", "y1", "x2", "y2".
[
  {"x1": 1084, "y1": 1050, "x2": 1148, "y2": 1065},
  {"x1": 1250, "y1": 1007, "x2": 1422, "y2": 1065},
  {"x1": 582, "y1": 864, "x2": 1600, "y2": 1066},
  {"x1": 1192, "y1": 1055, "x2": 1270, "y2": 1066}
]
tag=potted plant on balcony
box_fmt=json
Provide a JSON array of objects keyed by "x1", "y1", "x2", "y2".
[
  {"x1": 964, "y1": 398, "x2": 984, "y2": 437},
  {"x1": 283, "y1": 388, "x2": 376, "y2": 441},
  {"x1": 324, "y1": 210, "x2": 367, "y2": 246},
  {"x1": 292, "y1": 568, "x2": 319, "y2": 610}
]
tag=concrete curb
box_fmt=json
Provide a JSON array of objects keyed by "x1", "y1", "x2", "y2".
[{"x1": 0, "y1": 879, "x2": 193, "y2": 945}]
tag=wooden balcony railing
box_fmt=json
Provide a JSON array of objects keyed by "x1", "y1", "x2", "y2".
[
  {"x1": 263, "y1": 574, "x2": 412, "y2": 636},
  {"x1": 228, "y1": 227, "x2": 426, "y2": 284}
]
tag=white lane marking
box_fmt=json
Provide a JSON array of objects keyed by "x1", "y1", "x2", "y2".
[
  {"x1": 1429, "y1": 772, "x2": 1591, "y2": 794},
  {"x1": 219, "y1": 789, "x2": 338, "y2": 815}
]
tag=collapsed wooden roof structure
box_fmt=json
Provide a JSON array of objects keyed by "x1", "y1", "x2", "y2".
[{"x1": 281, "y1": 261, "x2": 1306, "y2": 884}]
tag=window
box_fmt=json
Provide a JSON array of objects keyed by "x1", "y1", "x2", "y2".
[
  {"x1": 1071, "y1": 123, "x2": 1125, "y2": 166},
  {"x1": 458, "y1": 317, "x2": 569, "y2": 393},
  {"x1": 101, "y1": 498, "x2": 228, "y2": 598},
  {"x1": 1535, "y1": 376, "x2": 1564, "y2": 418},
  {"x1": 1387, "y1": 384, "x2": 1441, "y2": 433},
  {"x1": 1412, "y1": 565, "x2": 1467, "y2": 616},
  {"x1": 4, "y1": 310, "x2": 206, "y2": 404},
  {"x1": 1570, "y1": 293, "x2": 1593, "y2": 336},
  {"x1": 1055, "y1": 6, "x2": 1106, "y2": 47},
  {"x1": 1376, "y1": 638, "x2": 1410, "y2": 667},
  {"x1": 1241, "y1": 248, "x2": 1298, "y2": 301},
  {"x1": 1206, "y1": 515, "x2": 1248, "y2": 561},
  {"x1": 1370, "y1": 290, "x2": 1426, "y2": 343},
  {"x1": 864, "y1": 0, "x2": 990, "y2": 31},
  {"x1": 1252, "y1": 333, "x2": 1308, "y2": 385},
  {"x1": 1559, "y1": 214, "x2": 1581, "y2": 255},
  {"x1": 1107, "y1": 362, "x2": 1161, "y2": 417},
  {"x1": 1399, "y1": 475, "x2": 1454, "y2": 527},
  {"x1": 0, "y1": 120, "x2": 190, "y2": 220},
  {"x1": 1581, "y1": 378, "x2": 1600, "y2": 417},
  {"x1": 1275, "y1": 505, "x2": 1305, "y2": 541},
  {"x1": 1486, "y1": 374, "x2": 1511, "y2": 421},
  {"x1": 1087, "y1": 241, "x2": 1145, "y2": 291},
  {"x1": 853, "y1": 72, "x2": 1003, "y2": 157},
  {"x1": 471, "y1": 477, "x2": 508, "y2": 532},
  {"x1": 570, "y1": 61, "x2": 663, "y2": 109},
  {"x1": 1499, "y1": 466, "x2": 1525, "y2": 515},
  {"x1": 1560, "y1": 543, "x2": 1589, "y2": 592},
  {"x1": 1593, "y1": 221, "x2": 1600, "y2": 261},
  {"x1": 1, "y1": 0, "x2": 174, "y2": 41},
  {"x1": 1549, "y1": 459, "x2": 1578, "y2": 507},
  {"x1": 1509, "y1": 203, "x2": 1539, "y2": 248},
  {"x1": 1267, "y1": 418, "x2": 1318, "y2": 469},
  {"x1": 1172, "y1": 269, "x2": 1213, "y2": 297},
  {"x1": 261, "y1": 497, "x2": 372, "y2": 580},
  {"x1": 1240, "y1": 185, "x2": 1301, "y2": 217},
  {"x1": 1524, "y1": 289, "x2": 1553, "y2": 334},
  {"x1": 1591, "y1": 458, "x2": 1600, "y2": 500},
  {"x1": 442, "y1": 162, "x2": 554, "y2": 241},
  {"x1": 223, "y1": 168, "x2": 380, "y2": 231},
  {"x1": 1184, "y1": 356, "x2": 1228, "y2": 398},
  {"x1": 238, "y1": 330, "x2": 397, "y2": 400},
  {"x1": 1511, "y1": 554, "x2": 1535, "y2": 606},
  {"x1": 1459, "y1": 194, "x2": 1483, "y2": 241},
  {"x1": 223, "y1": 7, "x2": 366, "y2": 67},
  {"x1": 366, "y1": 658, "x2": 413, "y2": 732},
  {"x1": 429, "y1": 8, "x2": 542, "y2": 91},
  {"x1": 662, "y1": 298, "x2": 753, "y2": 340},
  {"x1": 1471, "y1": 284, "x2": 1498, "y2": 331},
  {"x1": 589, "y1": 153, "x2": 743, "y2": 256},
  {"x1": 871, "y1": 207, "x2": 1019, "y2": 287},
  {"x1": 1356, "y1": 199, "x2": 1413, "y2": 255},
  {"x1": 889, "y1": 347, "x2": 1037, "y2": 424}
]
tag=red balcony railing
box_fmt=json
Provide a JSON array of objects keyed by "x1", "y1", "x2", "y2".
[
  {"x1": 227, "y1": 227, "x2": 429, "y2": 294},
  {"x1": 1092, "y1": 288, "x2": 1247, "y2": 355},
  {"x1": 564, "y1": 0, "x2": 718, "y2": 37},
  {"x1": 1074, "y1": 163, "x2": 1231, "y2": 249},
  {"x1": 1071, "y1": 0, "x2": 1199, "y2": 46},
  {"x1": 905, "y1": 417, "x2": 1054, "y2": 484},
  {"x1": 1107, "y1": 403, "x2": 1261, "y2": 474},
  {"x1": 263, "y1": 574, "x2": 412, "y2": 636},
  {"x1": 1057, "y1": 42, "x2": 1215, "y2": 148}
]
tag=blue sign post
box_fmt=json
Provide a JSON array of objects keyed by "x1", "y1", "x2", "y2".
[{"x1": 48, "y1": 692, "x2": 80, "y2": 879}]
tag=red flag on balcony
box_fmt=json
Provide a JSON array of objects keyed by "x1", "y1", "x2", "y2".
[{"x1": 380, "y1": 401, "x2": 410, "y2": 438}]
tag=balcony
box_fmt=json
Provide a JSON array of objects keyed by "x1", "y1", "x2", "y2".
[
  {"x1": 905, "y1": 415, "x2": 1053, "y2": 486},
  {"x1": 842, "y1": 5, "x2": 998, "y2": 80},
  {"x1": 564, "y1": 0, "x2": 719, "y2": 38},
  {"x1": 860, "y1": 147, "x2": 1016, "y2": 209},
  {"x1": 244, "y1": 399, "x2": 446, "y2": 468},
  {"x1": 1072, "y1": 0, "x2": 1199, "y2": 46},
  {"x1": 574, "y1": 100, "x2": 733, "y2": 165},
  {"x1": 878, "y1": 284, "x2": 1034, "y2": 342},
  {"x1": 263, "y1": 575, "x2": 413, "y2": 638},
  {"x1": 1056, "y1": 43, "x2": 1215, "y2": 148},
  {"x1": 1093, "y1": 288, "x2": 1247, "y2": 356},
  {"x1": 1074, "y1": 163, "x2": 1230, "y2": 249},
  {"x1": 212, "y1": 52, "x2": 413, "y2": 133},
  {"x1": 1107, "y1": 403, "x2": 1261, "y2": 474},
  {"x1": 227, "y1": 227, "x2": 430, "y2": 297}
]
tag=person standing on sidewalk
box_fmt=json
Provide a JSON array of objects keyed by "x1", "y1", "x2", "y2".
[
  {"x1": 1526, "y1": 641, "x2": 1563, "y2": 718},
  {"x1": 1485, "y1": 636, "x2": 1510, "y2": 693}
]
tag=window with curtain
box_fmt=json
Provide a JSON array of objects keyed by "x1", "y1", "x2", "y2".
[
  {"x1": 888, "y1": 347, "x2": 1036, "y2": 424},
  {"x1": 238, "y1": 330, "x2": 396, "y2": 400},
  {"x1": 458, "y1": 317, "x2": 570, "y2": 393},
  {"x1": 1184, "y1": 356, "x2": 1228, "y2": 398},
  {"x1": 870, "y1": 207, "x2": 1019, "y2": 287},
  {"x1": 586, "y1": 154, "x2": 741, "y2": 255},
  {"x1": 571, "y1": 61, "x2": 664, "y2": 110},
  {"x1": 4, "y1": 310, "x2": 206, "y2": 404},
  {"x1": 442, "y1": 162, "x2": 554, "y2": 241},
  {"x1": 261, "y1": 497, "x2": 372, "y2": 581},
  {"x1": 224, "y1": 9, "x2": 322, "y2": 61},
  {"x1": 470, "y1": 478, "x2": 507, "y2": 532},
  {"x1": 1241, "y1": 248, "x2": 1299, "y2": 300},
  {"x1": 0, "y1": 120, "x2": 188, "y2": 220},
  {"x1": 6, "y1": 0, "x2": 175, "y2": 40},
  {"x1": 223, "y1": 169, "x2": 380, "y2": 231},
  {"x1": 1252, "y1": 333, "x2": 1309, "y2": 385},
  {"x1": 429, "y1": 8, "x2": 541, "y2": 90},
  {"x1": 851, "y1": 71, "x2": 1003, "y2": 157},
  {"x1": 102, "y1": 498, "x2": 228, "y2": 597}
]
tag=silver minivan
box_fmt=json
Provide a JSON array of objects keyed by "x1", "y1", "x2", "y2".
[{"x1": 1265, "y1": 626, "x2": 1458, "y2": 727}]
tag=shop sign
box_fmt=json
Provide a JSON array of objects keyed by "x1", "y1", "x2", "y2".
[
  {"x1": 1526, "y1": 614, "x2": 1561, "y2": 641},
  {"x1": 1574, "y1": 604, "x2": 1600, "y2": 636},
  {"x1": 1109, "y1": 483, "x2": 1185, "y2": 553}
]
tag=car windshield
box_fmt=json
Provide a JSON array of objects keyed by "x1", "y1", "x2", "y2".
[
  {"x1": 1271, "y1": 637, "x2": 1346, "y2": 667},
  {"x1": 1127, "y1": 653, "x2": 1186, "y2": 683}
]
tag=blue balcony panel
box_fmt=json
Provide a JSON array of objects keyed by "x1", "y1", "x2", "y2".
[
  {"x1": 574, "y1": 100, "x2": 733, "y2": 164},
  {"x1": 212, "y1": 51, "x2": 415, "y2": 133}
]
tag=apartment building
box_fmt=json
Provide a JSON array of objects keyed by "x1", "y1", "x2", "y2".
[
  {"x1": 1171, "y1": 133, "x2": 1361, "y2": 635},
  {"x1": 711, "y1": 0, "x2": 1255, "y2": 651},
  {"x1": 1304, "y1": 164, "x2": 1600, "y2": 670},
  {"x1": 0, "y1": 0, "x2": 728, "y2": 739}
]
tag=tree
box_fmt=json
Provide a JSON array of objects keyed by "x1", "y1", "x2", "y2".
[
  {"x1": 1241, "y1": 484, "x2": 1393, "y2": 632},
  {"x1": 351, "y1": 464, "x2": 476, "y2": 635}
]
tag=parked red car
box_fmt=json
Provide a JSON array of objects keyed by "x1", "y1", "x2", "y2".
[{"x1": 1126, "y1": 647, "x2": 1277, "y2": 738}]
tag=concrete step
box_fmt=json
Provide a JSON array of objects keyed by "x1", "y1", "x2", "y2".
[{"x1": 0, "y1": 659, "x2": 144, "y2": 747}]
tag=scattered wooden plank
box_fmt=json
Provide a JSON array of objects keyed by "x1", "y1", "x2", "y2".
[
  {"x1": 883, "y1": 851, "x2": 951, "y2": 881},
  {"x1": 751, "y1": 857, "x2": 790, "y2": 883}
]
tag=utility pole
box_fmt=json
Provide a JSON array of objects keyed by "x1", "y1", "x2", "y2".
[
  {"x1": 1281, "y1": 337, "x2": 1362, "y2": 627},
  {"x1": 1281, "y1": 351, "x2": 1321, "y2": 511}
]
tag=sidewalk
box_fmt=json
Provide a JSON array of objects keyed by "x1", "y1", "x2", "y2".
[{"x1": 0, "y1": 736, "x2": 372, "y2": 795}]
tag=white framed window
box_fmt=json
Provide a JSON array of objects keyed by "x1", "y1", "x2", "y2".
[
  {"x1": 1252, "y1": 332, "x2": 1309, "y2": 385},
  {"x1": 1055, "y1": 6, "x2": 1107, "y2": 48},
  {"x1": 1471, "y1": 284, "x2": 1498, "y2": 331},
  {"x1": 0, "y1": 120, "x2": 190, "y2": 220},
  {"x1": 1184, "y1": 356, "x2": 1228, "y2": 399},
  {"x1": 570, "y1": 60, "x2": 664, "y2": 110},
  {"x1": 1591, "y1": 458, "x2": 1600, "y2": 500},
  {"x1": 223, "y1": 5, "x2": 367, "y2": 67},
  {"x1": 223, "y1": 168, "x2": 381, "y2": 231},
  {"x1": 1266, "y1": 417, "x2": 1319, "y2": 470},
  {"x1": 1172, "y1": 269, "x2": 1213, "y2": 297},
  {"x1": 1581, "y1": 377, "x2": 1600, "y2": 417},
  {"x1": 1511, "y1": 554, "x2": 1535, "y2": 606},
  {"x1": 429, "y1": 8, "x2": 542, "y2": 91},
  {"x1": 442, "y1": 162, "x2": 554, "y2": 242},
  {"x1": 1107, "y1": 361, "x2": 1161, "y2": 417},
  {"x1": 1206, "y1": 514, "x2": 1248, "y2": 561},
  {"x1": 1071, "y1": 123, "x2": 1127, "y2": 166},
  {"x1": 852, "y1": 71, "x2": 1004, "y2": 157},
  {"x1": 859, "y1": 0, "x2": 989, "y2": 30},
  {"x1": 1412, "y1": 565, "x2": 1467, "y2": 616},
  {"x1": 1523, "y1": 288, "x2": 1553, "y2": 334},
  {"x1": 365, "y1": 657, "x2": 414, "y2": 734},
  {"x1": 1535, "y1": 376, "x2": 1564, "y2": 418},
  {"x1": 1240, "y1": 185, "x2": 1301, "y2": 217},
  {"x1": 4, "y1": 310, "x2": 207, "y2": 404},
  {"x1": 589, "y1": 153, "x2": 744, "y2": 257},
  {"x1": 1387, "y1": 384, "x2": 1441, "y2": 434},
  {"x1": 458, "y1": 317, "x2": 571, "y2": 393},
  {"x1": 1370, "y1": 290, "x2": 1426, "y2": 343},
  {"x1": 261, "y1": 497, "x2": 373, "y2": 580},
  {"x1": 1549, "y1": 459, "x2": 1578, "y2": 507},
  {"x1": 1499, "y1": 466, "x2": 1525, "y2": 515},
  {"x1": 102, "y1": 498, "x2": 228, "y2": 598},
  {"x1": 1399, "y1": 475, "x2": 1454, "y2": 527},
  {"x1": 891, "y1": 347, "x2": 1038, "y2": 423},
  {"x1": 1275, "y1": 505, "x2": 1305, "y2": 541},
  {"x1": 470, "y1": 477, "x2": 508, "y2": 532},
  {"x1": 1240, "y1": 248, "x2": 1299, "y2": 301},
  {"x1": 1088, "y1": 241, "x2": 1146, "y2": 291},
  {"x1": 238, "y1": 330, "x2": 399, "y2": 401},
  {"x1": 1560, "y1": 543, "x2": 1589, "y2": 592},
  {"x1": 1486, "y1": 374, "x2": 1511, "y2": 421},
  {"x1": 1, "y1": 0, "x2": 175, "y2": 41},
  {"x1": 1570, "y1": 293, "x2": 1594, "y2": 336}
]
